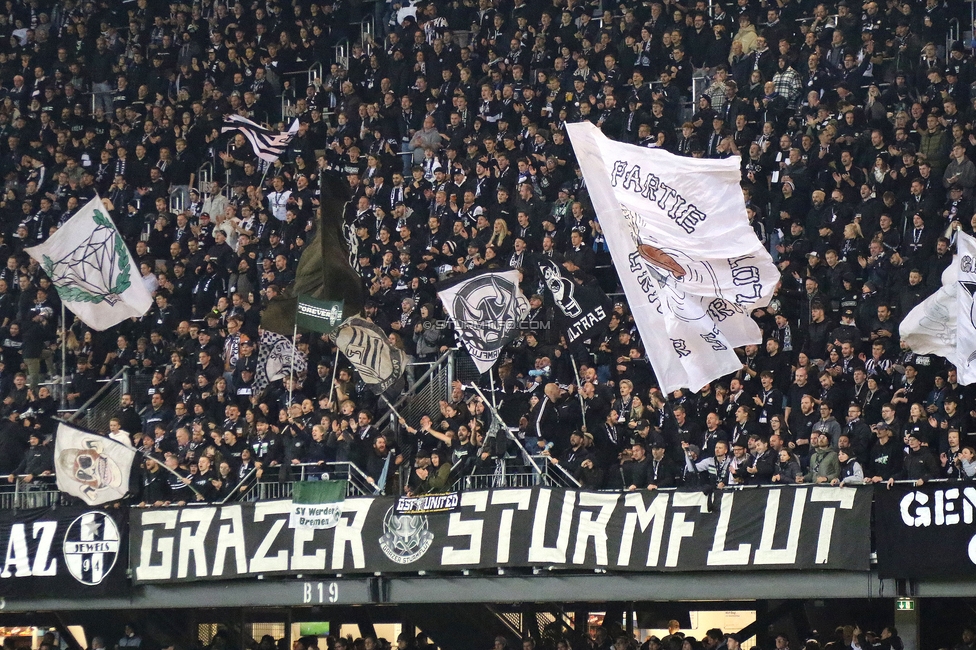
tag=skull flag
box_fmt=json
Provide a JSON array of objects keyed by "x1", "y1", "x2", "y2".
[
  {"x1": 55, "y1": 422, "x2": 136, "y2": 505},
  {"x1": 437, "y1": 268, "x2": 530, "y2": 374},
  {"x1": 334, "y1": 316, "x2": 407, "y2": 394},
  {"x1": 535, "y1": 257, "x2": 612, "y2": 343}
]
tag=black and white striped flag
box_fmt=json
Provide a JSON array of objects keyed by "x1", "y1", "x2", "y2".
[{"x1": 221, "y1": 114, "x2": 300, "y2": 163}]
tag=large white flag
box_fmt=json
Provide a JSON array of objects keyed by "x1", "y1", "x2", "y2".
[
  {"x1": 902, "y1": 231, "x2": 976, "y2": 384},
  {"x1": 900, "y1": 260, "x2": 958, "y2": 364},
  {"x1": 26, "y1": 195, "x2": 153, "y2": 330},
  {"x1": 54, "y1": 422, "x2": 136, "y2": 505},
  {"x1": 958, "y1": 232, "x2": 976, "y2": 384},
  {"x1": 566, "y1": 122, "x2": 779, "y2": 393}
]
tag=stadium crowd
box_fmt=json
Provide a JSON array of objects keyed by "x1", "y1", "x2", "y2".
[
  {"x1": 81, "y1": 621, "x2": 972, "y2": 650},
  {"x1": 0, "y1": 0, "x2": 971, "y2": 504}
]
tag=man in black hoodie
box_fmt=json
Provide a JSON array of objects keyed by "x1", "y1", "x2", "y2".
[
  {"x1": 867, "y1": 422, "x2": 903, "y2": 483},
  {"x1": 6, "y1": 431, "x2": 50, "y2": 482}
]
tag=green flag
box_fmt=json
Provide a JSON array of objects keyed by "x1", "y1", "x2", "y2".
[
  {"x1": 297, "y1": 296, "x2": 344, "y2": 334},
  {"x1": 261, "y1": 172, "x2": 365, "y2": 335},
  {"x1": 289, "y1": 480, "x2": 346, "y2": 529},
  {"x1": 293, "y1": 479, "x2": 346, "y2": 504}
]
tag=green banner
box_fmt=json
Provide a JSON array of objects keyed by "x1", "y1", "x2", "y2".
[
  {"x1": 296, "y1": 297, "x2": 344, "y2": 334},
  {"x1": 292, "y1": 479, "x2": 346, "y2": 505}
]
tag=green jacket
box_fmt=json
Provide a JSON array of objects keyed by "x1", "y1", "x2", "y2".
[{"x1": 804, "y1": 447, "x2": 840, "y2": 483}]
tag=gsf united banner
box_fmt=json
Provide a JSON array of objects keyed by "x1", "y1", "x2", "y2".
[
  {"x1": 875, "y1": 483, "x2": 976, "y2": 578},
  {"x1": 129, "y1": 486, "x2": 870, "y2": 583},
  {"x1": 0, "y1": 506, "x2": 128, "y2": 597}
]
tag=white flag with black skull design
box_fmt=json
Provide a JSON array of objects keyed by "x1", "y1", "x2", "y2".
[
  {"x1": 566, "y1": 122, "x2": 779, "y2": 393},
  {"x1": 54, "y1": 422, "x2": 136, "y2": 505},
  {"x1": 437, "y1": 267, "x2": 530, "y2": 374}
]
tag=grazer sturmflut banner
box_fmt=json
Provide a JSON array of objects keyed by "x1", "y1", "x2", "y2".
[
  {"x1": 875, "y1": 483, "x2": 976, "y2": 578},
  {"x1": 129, "y1": 486, "x2": 870, "y2": 583},
  {"x1": 0, "y1": 505, "x2": 128, "y2": 597}
]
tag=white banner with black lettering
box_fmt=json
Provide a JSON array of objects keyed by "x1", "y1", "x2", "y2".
[
  {"x1": 566, "y1": 122, "x2": 779, "y2": 392},
  {"x1": 129, "y1": 486, "x2": 870, "y2": 583}
]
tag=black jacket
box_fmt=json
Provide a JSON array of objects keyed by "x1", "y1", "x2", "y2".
[{"x1": 897, "y1": 447, "x2": 940, "y2": 482}]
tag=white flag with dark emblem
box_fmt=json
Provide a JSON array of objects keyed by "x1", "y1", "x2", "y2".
[
  {"x1": 334, "y1": 316, "x2": 407, "y2": 394},
  {"x1": 957, "y1": 232, "x2": 976, "y2": 384},
  {"x1": 437, "y1": 267, "x2": 529, "y2": 374},
  {"x1": 255, "y1": 330, "x2": 308, "y2": 391},
  {"x1": 54, "y1": 422, "x2": 136, "y2": 505},
  {"x1": 900, "y1": 260, "x2": 958, "y2": 365},
  {"x1": 26, "y1": 195, "x2": 153, "y2": 331},
  {"x1": 902, "y1": 232, "x2": 976, "y2": 384},
  {"x1": 566, "y1": 122, "x2": 779, "y2": 393},
  {"x1": 222, "y1": 114, "x2": 299, "y2": 163}
]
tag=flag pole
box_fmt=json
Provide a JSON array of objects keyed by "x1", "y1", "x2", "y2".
[
  {"x1": 570, "y1": 353, "x2": 586, "y2": 423},
  {"x1": 489, "y1": 370, "x2": 498, "y2": 411},
  {"x1": 289, "y1": 322, "x2": 298, "y2": 408},
  {"x1": 55, "y1": 420, "x2": 204, "y2": 501},
  {"x1": 327, "y1": 346, "x2": 340, "y2": 409},
  {"x1": 379, "y1": 394, "x2": 405, "y2": 422},
  {"x1": 60, "y1": 302, "x2": 66, "y2": 411}
]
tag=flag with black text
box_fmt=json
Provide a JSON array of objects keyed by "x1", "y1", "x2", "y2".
[
  {"x1": 566, "y1": 122, "x2": 779, "y2": 393},
  {"x1": 536, "y1": 256, "x2": 611, "y2": 342}
]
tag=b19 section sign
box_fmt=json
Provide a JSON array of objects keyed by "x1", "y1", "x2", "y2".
[
  {"x1": 0, "y1": 505, "x2": 128, "y2": 597},
  {"x1": 129, "y1": 486, "x2": 870, "y2": 583},
  {"x1": 875, "y1": 484, "x2": 976, "y2": 578}
]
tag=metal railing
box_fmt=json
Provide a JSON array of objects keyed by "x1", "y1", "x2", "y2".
[
  {"x1": 0, "y1": 476, "x2": 64, "y2": 510},
  {"x1": 280, "y1": 61, "x2": 325, "y2": 122},
  {"x1": 238, "y1": 462, "x2": 376, "y2": 501},
  {"x1": 453, "y1": 352, "x2": 482, "y2": 384},
  {"x1": 452, "y1": 459, "x2": 541, "y2": 490},
  {"x1": 334, "y1": 40, "x2": 349, "y2": 70},
  {"x1": 196, "y1": 160, "x2": 213, "y2": 194},
  {"x1": 387, "y1": 349, "x2": 455, "y2": 426},
  {"x1": 534, "y1": 455, "x2": 585, "y2": 488},
  {"x1": 449, "y1": 454, "x2": 584, "y2": 491},
  {"x1": 360, "y1": 18, "x2": 374, "y2": 55},
  {"x1": 66, "y1": 367, "x2": 127, "y2": 434},
  {"x1": 948, "y1": 18, "x2": 961, "y2": 63}
]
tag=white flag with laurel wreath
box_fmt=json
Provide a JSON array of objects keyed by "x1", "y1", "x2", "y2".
[{"x1": 26, "y1": 194, "x2": 153, "y2": 330}]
